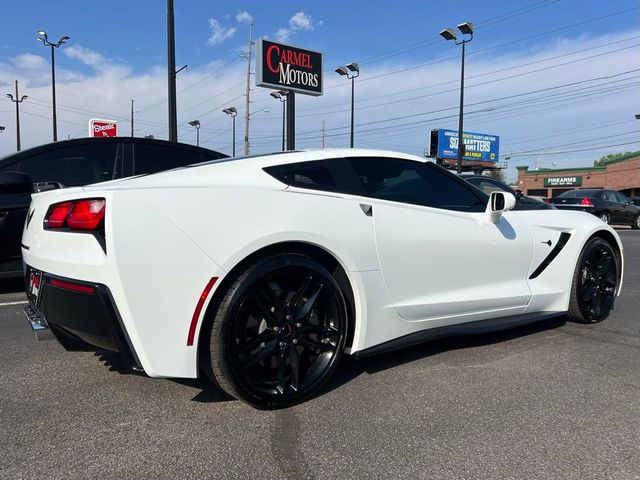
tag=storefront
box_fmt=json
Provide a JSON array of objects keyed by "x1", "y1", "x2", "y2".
[{"x1": 516, "y1": 151, "x2": 640, "y2": 199}]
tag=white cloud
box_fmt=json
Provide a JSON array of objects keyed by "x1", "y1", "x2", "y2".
[
  {"x1": 273, "y1": 12, "x2": 315, "y2": 43},
  {"x1": 64, "y1": 45, "x2": 105, "y2": 68},
  {"x1": 236, "y1": 11, "x2": 253, "y2": 24},
  {"x1": 11, "y1": 53, "x2": 48, "y2": 70},
  {"x1": 289, "y1": 12, "x2": 314, "y2": 31},
  {"x1": 274, "y1": 28, "x2": 291, "y2": 43},
  {"x1": 206, "y1": 19, "x2": 236, "y2": 46}
]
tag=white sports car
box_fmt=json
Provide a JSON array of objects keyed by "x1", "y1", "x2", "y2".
[{"x1": 21, "y1": 149, "x2": 624, "y2": 409}]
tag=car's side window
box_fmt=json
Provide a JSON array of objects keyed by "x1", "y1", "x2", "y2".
[
  {"x1": 603, "y1": 191, "x2": 617, "y2": 202},
  {"x1": 347, "y1": 157, "x2": 485, "y2": 212},
  {"x1": 614, "y1": 192, "x2": 629, "y2": 204},
  {"x1": 263, "y1": 159, "x2": 365, "y2": 195},
  {"x1": 14, "y1": 143, "x2": 119, "y2": 187},
  {"x1": 133, "y1": 144, "x2": 202, "y2": 175},
  {"x1": 468, "y1": 177, "x2": 508, "y2": 195}
]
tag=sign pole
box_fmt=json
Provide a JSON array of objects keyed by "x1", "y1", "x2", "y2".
[{"x1": 286, "y1": 91, "x2": 295, "y2": 150}]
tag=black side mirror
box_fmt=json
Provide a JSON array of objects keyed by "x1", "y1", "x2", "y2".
[
  {"x1": 514, "y1": 189, "x2": 524, "y2": 199},
  {"x1": 0, "y1": 171, "x2": 33, "y2": 194}
]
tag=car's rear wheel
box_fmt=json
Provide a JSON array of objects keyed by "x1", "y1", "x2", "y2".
[
  {"x1": 208, "y1": 253, "x2": 348, "y2": 409},
  {"x1": 598, "y1": 212, "x2": 610, "y2": 224},
  {"x1": 567, "y1": 238, "x2": 618, "y2": 324},
  {"x1": 632, "y1": 215, "x2": 640, "y2": 230}
]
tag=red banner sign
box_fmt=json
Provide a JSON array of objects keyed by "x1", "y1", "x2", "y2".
[{"x1": 89, "y1": 119, "x2": 118, "y2": 137}]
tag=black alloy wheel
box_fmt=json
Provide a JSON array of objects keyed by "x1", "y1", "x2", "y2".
[
  {"x1": 568, "y1": 238, "x2": 618, "y2": 323},
  {"x1": 208, "y1": 253, "x2": 348, "y2": 409}
]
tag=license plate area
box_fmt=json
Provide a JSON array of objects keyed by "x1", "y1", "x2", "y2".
[{"x1": 27, "y1": 268, "x2": 43, "y2": 306}]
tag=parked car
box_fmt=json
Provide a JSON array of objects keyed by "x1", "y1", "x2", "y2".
[
  {"x1": 0, "y1": 137, "x2": 227, "y2": 278},
  {"x1": 550, "y1": 189, "x2": 640, "y2": 228},
  {"x1": 22, "y1": 148, "x2": 623, "y2": 409},
  {"x1": 461, "y1": 175, "x2": 553, "y2": 210}
]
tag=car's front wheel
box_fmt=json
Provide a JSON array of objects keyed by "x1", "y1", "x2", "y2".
[
  {"x1": 208, "y1": 253, "x2": 348, "y2": 409},
  {"x1": 567, "y1": 238, "x2": 619, "y2": 323}
]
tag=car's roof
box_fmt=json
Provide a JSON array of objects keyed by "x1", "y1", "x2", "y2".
[{"x1": 0, "y1": 136, "x2": 228, "y2": 165}]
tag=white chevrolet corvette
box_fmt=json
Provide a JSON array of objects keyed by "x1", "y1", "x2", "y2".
[{"x1": 22, "y1": 149, "x2": 624, "y2": 408}]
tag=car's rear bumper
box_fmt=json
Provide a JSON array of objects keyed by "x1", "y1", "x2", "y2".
[{"x1": 23, "y1": 266, "x2": 142, "y2": 371}]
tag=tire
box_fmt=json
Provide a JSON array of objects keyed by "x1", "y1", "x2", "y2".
[
  {"x1": 208, "y1": 253, "x2": 348, "y2": 409},
  {"x1": 598, "y1": 212, "x2": 610, "y2": 224},
  {"x1": 632, "y1": 215, "x2": 640, "y2": 230},
  {"x1": 567, "y1": 238, "x2": 618, "y2": 324}
]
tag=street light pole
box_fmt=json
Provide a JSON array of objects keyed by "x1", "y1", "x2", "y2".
[
  {"x1": 6, "y1": 80, "x2": 28, "y2": 152},
  {"x1": 440, "y1": 22, "x2": 474, "y2": 174},
  {"x1": 223, "y1": 107, "x2": 238, "y2": 156},
  {"x1": 335, "y1": 63, "x2": 360, "y2": 148},
  {"x1": 36, "y1": 31, "x2": 69, "y2": 142},
  {"x1": 188, "y1": 120, "x2": 201, "y2": 146},
  {"x1": 270, "y1": 91, "x2": 287, "y2": 151}
]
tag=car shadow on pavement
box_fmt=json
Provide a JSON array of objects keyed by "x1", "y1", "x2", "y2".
[
  {"x1": 0, "y1": 277, "x2": 24, "y2": 294},
  {"x1": 323, "y1": 315, "x2": 567, "y2": 397}
]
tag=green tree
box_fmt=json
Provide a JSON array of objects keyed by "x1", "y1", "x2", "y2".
[
  {"x1": 487, "y1": 169, "x2": 505, "y2": 182},
  {"x1": 593, "y1": 151, "x2": 634, "y2": 166}
]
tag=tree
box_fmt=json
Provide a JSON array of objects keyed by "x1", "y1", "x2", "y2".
[
  {"x1": 593, "y1": 151, "x2": 634, "y2": 166},
  {"x1": 487, "y1": 169, "x2": 505, "y2": 182}
]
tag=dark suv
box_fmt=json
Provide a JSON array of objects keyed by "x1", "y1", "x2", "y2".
[
  {"x1": 550, "y1": 189, "x2": 640, "y2": 228},
  {"x1": 0, "y1": 137, "x2": 227, "y2": 278}
]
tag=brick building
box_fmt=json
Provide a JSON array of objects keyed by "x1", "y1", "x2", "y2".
[{"x1": 516, "y1": 151, "x2": 640, "y2": 199}]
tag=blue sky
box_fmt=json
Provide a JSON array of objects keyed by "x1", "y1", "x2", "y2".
[{"x1": 1, "y1": 0, "x2": 639, "y2": 180}]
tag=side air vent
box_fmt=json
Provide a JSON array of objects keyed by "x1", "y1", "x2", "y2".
[{"x1": 529, "y1": 232, "x2": 572, "y2": 280}]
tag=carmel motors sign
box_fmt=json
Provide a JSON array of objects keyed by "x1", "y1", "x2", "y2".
[
  {"x1": 544, "y1": 176, "x2": 583, "y2": 187},
  {"x1": 256, "y1": 39, "x2": 323, "y2": 96}
]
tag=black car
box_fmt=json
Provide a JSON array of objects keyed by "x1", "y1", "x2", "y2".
[
  {"x1": 550, "y1": 189, "x2": 640, "y2": 228},
  {"x1": 0, "y1": 137, "x2": 227, "y2": 278},
  {"x1": 462, "y1": 175, "x2": 553, "y2": 210}
]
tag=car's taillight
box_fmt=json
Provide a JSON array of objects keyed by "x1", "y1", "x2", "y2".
[
  {"x1": 44, "y1": 198, "x2": 105, "y2": 231},
  {"x1": 580, "y1": 198, "x2": 594, "y2": 206}
]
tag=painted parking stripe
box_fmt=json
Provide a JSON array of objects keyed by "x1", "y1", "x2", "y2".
[{"x1": 0, "y1": 301, "x2": 28, "y2": 307}]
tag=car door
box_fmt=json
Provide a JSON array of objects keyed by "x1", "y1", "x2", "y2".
[
  {"x1": 603, "y1": 191, "x2": 624, "y2": 223},
  {"x1": 613, "y1": 192, "x2": 634, "y2": 224},
  {"x1": 346, "y1": 157, "x2": 534, "y2": 325}
]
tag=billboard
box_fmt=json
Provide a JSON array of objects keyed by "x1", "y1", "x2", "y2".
[
  {"x1": 434, "y1": 129, "x2": 499, "y2": 163},
  {"x1": 89, "y1": 119, "x2": 118, "y2": 137},
  {"x1": 255, "y1": 39, "x2": 323, "y2": 96}
]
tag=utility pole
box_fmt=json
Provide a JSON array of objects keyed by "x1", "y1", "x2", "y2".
[
  {"x1": 167, "y1": 0, "x2": 178, "y2": 142},
  {"x1": 6, "y1": 80, "x2": 27, "y2": 152},
  {"x1": 243, "y1": 23, "x2": 253, "y2": 155},
  {"x1": 321, "y1": 121, "x2": 325, "y2": 148},
  {"x1": 130, "y1": 99, "x2": 134, "y2": 137}
]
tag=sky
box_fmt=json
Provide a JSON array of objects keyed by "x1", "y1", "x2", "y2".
[{"x1": 0, "y1": 0, "x2": 639, "y2": 181}]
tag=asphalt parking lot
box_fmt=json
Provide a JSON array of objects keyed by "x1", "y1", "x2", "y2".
[{"x1": 1, "y1": 230, "x2": 639, "y2": 480}]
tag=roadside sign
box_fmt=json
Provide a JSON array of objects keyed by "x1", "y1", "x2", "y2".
[
  {"x1": 89, "y1": 119, "x2": 118, "y2": 137},
  {"x1": 255, "y1": 39, "x2": 323, "y2": 96}
]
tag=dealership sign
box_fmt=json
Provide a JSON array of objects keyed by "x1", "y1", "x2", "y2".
[
  {"x1": 544, "y1": 176, "x2": 583, "y2": 187},
  {"x1": 433, "y1": 129, "x2": 500, "y2": 163},
  {"x1": 256, "y1": 39, "x2": 323, "y2": 96},
  {"x1": 89, "y1": 119, "x2": 118, "y2": 137}
]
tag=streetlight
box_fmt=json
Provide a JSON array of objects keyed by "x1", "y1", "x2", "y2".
[
  {"x1": 36, "y1": 31, "x2": 70, "y2": 142},
  {"x1": 0, "y1": 126, "x2": 5, "y2": 133},
  {"x1": 223, "y1": 107, "x2": 238, "y2": 157},
  {"x1": 440, "y1": 21, "x2": 474, "y2": 174},
  {"x1": 270, "y1": 91, "x2": 288, "y2": 151},
  {"x1": 335, "y1": 62, "x2": 360, "y2": 148},
  {"x1": 6, "y1": 80, "x2": 28, "y2": 152},
  {"x1": 188, "y1": 120, "x2": 201, "y2": 147},
  {"x1": 635, "y1": 114, "x2": 640, "y2": 120}
]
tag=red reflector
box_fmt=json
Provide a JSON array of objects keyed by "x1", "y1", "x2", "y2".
[
  {"x1": 66, "y1": 199, "x2": 106, "y2": 230},
  {"x1": 187, "y1": 277, "x2": 218, "y2": 346},
  {"x1": 580, "y1": 198, "x2": 594, "y2": 206},
  {"x1": 47, "y1": 202, "x2": 73, "y2": 228},
  {"x1": 49, "y1": 278, "x2": 94, "y2": 294}
]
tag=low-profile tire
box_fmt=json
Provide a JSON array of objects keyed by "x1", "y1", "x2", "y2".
[
  {"x1": 208, "y1": 253, "x2": 348, "y2": 409},
  {"x1": 598, "y1": 212, "x2": 610, "y2": 224},
  {"x1": 567, "y1": 238, "x2": 618, "y2": 324},
  {"x1": 632, "y1": 215, "x2": 640, "y2": 230}
]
